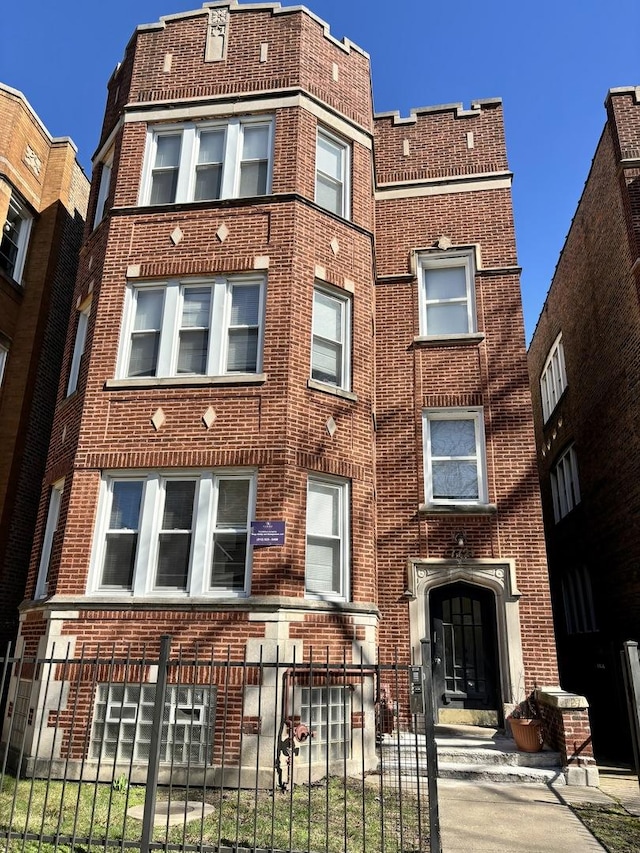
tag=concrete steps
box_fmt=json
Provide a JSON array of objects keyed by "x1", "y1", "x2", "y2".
[{"x1": 378, "y1": 725, "x2": 566, "y2": 786}]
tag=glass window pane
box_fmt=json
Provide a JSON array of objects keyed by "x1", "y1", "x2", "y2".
[
  {"x1": 312, "y1": 338, "x2": 340, "y2": 385},
  {"x1": 155, "y1": 135, "x2": 182, "y2": 168},
  {"x1": 211, "y1": 532, "x2": 247, "y2": 588},
  {"x1": 227, "y1": 329, "x2": 257, "y2": 372},
  {"x1": 430, "y1": 419, "x2": 476, "y2": 457},
  {"x1": 182, "y1": 288, "x2": 211, "y2": 327},
  {"x1": 150, "y1": 170, "x2": 178, "y2": 205},
  {"x1": 216, "y1": 479, "x2": 250, "y2": 527},
  {"x1": 162, "y1": 481, "x2": 195, "y2": 529},
  {"x1": 102, "y1": 534, "x2": 137, "y2": 587},
  {"x1": 308, "y1": 483, "x2": 338, "y2": 536},
  {"x1": 198, "y1": 130, "x2": 224, "y2": 164},
  {"x1": 230, "y1": 285, "x2": 260, "y2": 325},
  {"x1": 306, "y1": 539, "x2": 339, "y2": 593},
  {"x1": 317, "y1": 135, "x2": 342, "y2": 179},
  {"x1": 178, "y1": 329, "x2": 209, "y2": 374},
  {"x1": 242, "y1": 126, "x2": 269, "y2": 160},
  {"x1": 314, "y1": 291, "x2": 342, "y2": 341},
  {"x1": 316, "y1": 175, "x2": 342, "y2": 215},
  {"x1": 432, "y1": 460, "x2": 479, "y2": 500},
  {"x1": 424, "y1": 267, "x2": 467, "y2": 300},
  {"x1": 156, "y1": 534, "x2": 191, "y2": 588},
  {"x1": 128, "y1": 333, "x2": 159, "y2": 377},
  {"x1": 134, "y1": 291, "x2": 164, "y2": 330},
  {"x1": 239, "y1": 161, "x2": 267, "y2": 197},
  {"x1": 426, "y1": 302, "x2": 469, "y2": 334},
  {"x1": 194, "y1": 165, "x2": 222, "y2": 200},
  {"x1": 110, "y1": 481, "x2": 143, "y2": 529}
]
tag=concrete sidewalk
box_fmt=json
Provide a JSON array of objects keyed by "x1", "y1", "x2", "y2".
[{"x1": 437, "y1": 769, "x2": 640, "y2": 852}]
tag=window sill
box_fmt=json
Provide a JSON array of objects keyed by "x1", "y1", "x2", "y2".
[
  {"x1": 307, "y1": 379, "x2": 357, "y2": 402},
  {"x1": 105, "y1": 373, "x2": 267, "y2": 390},
  {"x1": 419, "y1": 502, "x2": 497, "y2": 516},
  {"x1": 413, "y1": 333, "x2": 485, "y2": 347}
]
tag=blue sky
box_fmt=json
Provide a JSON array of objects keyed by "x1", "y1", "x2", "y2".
[{"x1": 1, "y1": 1, "x2": 637, "y2": 341}]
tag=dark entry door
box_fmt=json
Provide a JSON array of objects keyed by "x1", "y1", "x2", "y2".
[{"x1": 430, "y1": 582, "x2": 499, "y2": 713}]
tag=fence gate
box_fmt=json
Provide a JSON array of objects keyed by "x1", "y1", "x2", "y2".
[{"x1": 0, "y1": 639, "x2": 440, "y2": 852}]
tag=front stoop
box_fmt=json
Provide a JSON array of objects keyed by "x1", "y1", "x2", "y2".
[{"x1": 378, "y1": 726, "x2": 572, "y2": 786}]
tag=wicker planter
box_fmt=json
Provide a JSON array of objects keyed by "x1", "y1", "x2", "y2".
[{"x1": 509, "y1": 718, "x2": 544, "y2": 752}]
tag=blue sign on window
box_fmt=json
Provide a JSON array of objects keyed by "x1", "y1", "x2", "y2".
[{"x1": 250, "y1": 520, "x2": 285, "y2": 546}]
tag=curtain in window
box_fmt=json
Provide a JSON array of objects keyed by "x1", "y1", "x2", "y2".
[{"x1": 430, "y1": 419, "x2": 478, "y2": 500}]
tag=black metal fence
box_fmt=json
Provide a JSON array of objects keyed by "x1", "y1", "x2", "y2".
[{"x1": 0, "y1": 637, "x2": 438, "y2": 852}]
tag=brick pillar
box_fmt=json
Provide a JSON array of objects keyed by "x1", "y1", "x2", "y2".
[{"x1": 535, "y1": 688, "x2": 599, "y2": 786}]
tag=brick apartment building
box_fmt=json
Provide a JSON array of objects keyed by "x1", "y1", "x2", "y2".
[
  {"x1": 528, "y1": 86, "x2": 640, "y2": 762},
  {"x1": 4, "y1": 1, "x2": 593, "y2": 782},
  {"x1": 0, "y1": 83, "x2": 88, "y2": 648}
]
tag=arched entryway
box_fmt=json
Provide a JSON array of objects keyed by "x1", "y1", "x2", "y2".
[
  {"x1": 430, "y1": 581, "x2": 500, "y2": 724},
  {"x1": 406, "y1": 559, "x2": 526, "y2": 725}
]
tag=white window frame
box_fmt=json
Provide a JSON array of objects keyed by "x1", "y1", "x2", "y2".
[
  {"x1": 417, "y1": 251, "x2": 476, "y2": 337},
  {"x1": 66, "y1": 300, "x2": 91, "y2": 395},
  {"x1": 422, "y1": 408, "x2": 488, "y2": 505},
  {"x1": 0, "y1": 342, "x2": 8, "y2": 386},
  {"x1": 305, "y1": 475, "x2": 350, "y2": 602},
  {"x1": 551, "y1": 443, "x2": 580, "y2": 522},
  {"x1": 540, "y1": 333, "x2": 567, "y2": 422},
  {"x1": 35, "y1": 479, "x2": 65, "y2": 598},
  {"x1": 88, "y1": 470, "x2": 256, "y2": 597},
  {"x1": 0, "y1": 193, "x2": 32, "y2": 285},
  {"x1": 311, "y1": 284, "x2": 351, "y2": 391},
  {"x1": 116, "y1": 274, "x2": 266, "y2": 380},
  {"x1": 139, "y1": 117, "x2": 273, "y2": 206},
  {"x1": 93, "y1": 150, "x2": 113, "y2": 228},
  {"x1": 315, "y1": 127, "x2": 350, "y2": 219}
]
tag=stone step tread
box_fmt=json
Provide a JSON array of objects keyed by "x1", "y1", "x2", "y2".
[
  {"x1": 437, "y1": 762, "x2": 566, "y2": 785},
  {"x1": 436, "y1": 747, "x2": 561, "y2": 768}
]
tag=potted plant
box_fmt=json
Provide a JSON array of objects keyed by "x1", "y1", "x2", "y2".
[{"x1": 508, "y1": 693, "x2": 544, "y2": 753}]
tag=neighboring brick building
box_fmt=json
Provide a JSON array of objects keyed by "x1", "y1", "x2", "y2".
[
  {"x1": 7, "y1": 1, "x2": 589, "y2": 781},
  {"x1": 528, "y1": 86, "x2": 640, "y2": 762},
  {"x1": 0, "y1": 83, "x2": 88, "y2": 648}
]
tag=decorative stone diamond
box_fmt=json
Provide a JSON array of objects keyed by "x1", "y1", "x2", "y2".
[
  {"x1": 330, "y1": 237, "x2": 340, "y2": 256},
  {"x1": 326, "y1": 416, "x2": 337, "y2": 437},
  {"x1": 216, "y1": 223, "x2": 229, "y2": 243},
  {"x1": 202, "y1": 406, "x2": 217, "y2": 429},
  {"x1": 437, "y1": 235, "x2": 452, "y2": 250},
  {"x1": 170, "y1": 227, "x2": 183, "y2": 245},
  {"x1": 151, "y1": 408, "x2": 166, "y2": 431}
]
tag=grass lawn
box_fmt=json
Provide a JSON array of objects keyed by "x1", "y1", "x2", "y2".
[
  {"x1": 0, "y1": 774, "x2": 430, "y2": 852},
  {"x1": 571, "y1": 802, "x2": 640, "y2": 853}
]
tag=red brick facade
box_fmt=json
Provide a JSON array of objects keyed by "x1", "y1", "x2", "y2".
[
  {"x1": 0, "y1": 84, "x2": 88, "y2": 647},
  {"x1": 528, "y1": 87, "x2": 640, "y2": 762},
  {"x1": 12, "y1": 1, "x2": 570, "y2": 777}
]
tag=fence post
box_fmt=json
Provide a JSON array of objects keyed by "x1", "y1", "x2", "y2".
[
  {"x1": 141, "y1": 634, "x2": 172, "y2": 853},
  {"x1": 621, "y1": 640, "x2": 640, "y2": 788},
  {"x1": 420, "y1": 637, "x2": 441, "y2": 853}
]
